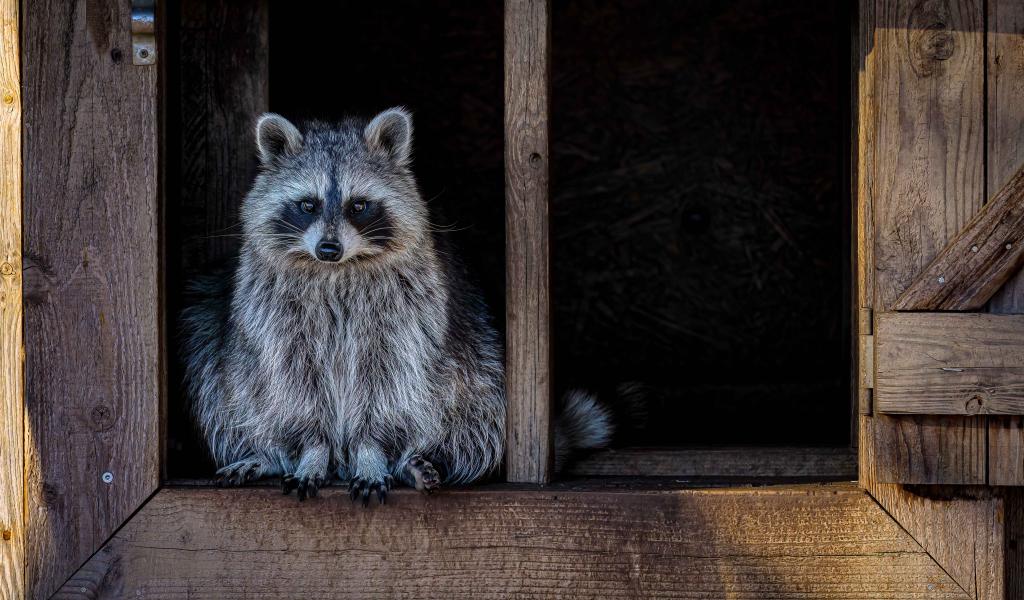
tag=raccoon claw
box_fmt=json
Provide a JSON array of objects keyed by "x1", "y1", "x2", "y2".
[
  {"x1": 215, "y1": 460, "x2": 261, "y2": 487},
  {"x1": 407, "y1": 455, "x2": 441, "y2": 493},
  {"x1": 348, "y1": 475, "x2": 393, "y2": 507},
  {"x1": 282, "y1": 474, "x2": 325, "y2": 501}
]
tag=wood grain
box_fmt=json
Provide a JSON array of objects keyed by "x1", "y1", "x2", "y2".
[
  {"x1": 986, "y1": 0, "x2": 1024, "y2": 486},
  {"x1": 875, "y1": 312, "x2": 1024, "y2": 415},
  {"x1": 21, "y1": 0, "x2": 161, "y2": 597},
  {"x1": 856, "y1": 5, "x2": 1003, "y2": 597},
  {"x1": 892, "y1": 164, "x2": 1024, "y2": 311},
  {"x1": 0, "y1": 0, "x2": 21, "y2": 595},
  {"x1": 867, "y1": 0, "x2": 986, "y2": 486},
  {"x1": 54, "y1": 484, "x2": 971, "y2": 599},
  {"x1": 569, "y1": 446, "x2": 855, "y2": 479},
  {"x1": 504, "y1": 0, "x2": 552, "y2": 483},
  {"x1": 859, "y1": 417, "x2": 1003, "y2": 599}
]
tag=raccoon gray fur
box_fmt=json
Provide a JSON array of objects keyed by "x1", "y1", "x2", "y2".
[{"x1": 181, "y1": 108, "x2": 614, "y2": 504}]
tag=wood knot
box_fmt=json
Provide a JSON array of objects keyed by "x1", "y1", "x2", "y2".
[
  {"x1": 42, "y1": 483, "x2": 61, "y2": 506},
  {"x1": 910, "y1": 26, "x2": 955, "y2": 75},
  {"x1": 964, "y1": 394, "x2": 984, "y2": 415},
  {"x1": 907, "y1": 1, "x2": 955, "y2": 76},
  {"x1": 529, "y1": 152, "x2": 543, "y2": 168},
  {"x1": 89, "y1": 404, "x2": 116, "y2": 431},
  {"x1": 0, "y1": 262, "x2": 14, "y2": 276},
  {"x1": 1, "y1": 530, "x2": 11, "y2": 541}
]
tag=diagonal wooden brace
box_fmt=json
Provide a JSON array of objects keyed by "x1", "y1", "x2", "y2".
[{"x1": 894, "y1": 163, "x2": 1024, "y2": 311}]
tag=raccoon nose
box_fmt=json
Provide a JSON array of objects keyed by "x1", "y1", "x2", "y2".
[{"x1": 315, "y1": 240, "x2": 343, "y2": 262}]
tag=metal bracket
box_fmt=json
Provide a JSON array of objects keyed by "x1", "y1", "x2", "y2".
[
  {"x1": 131, "y1": 0, "x2": 156, "y2": 65},
  {"x1": 858, "y1": 307, "x2": 874, "y2": 415}
]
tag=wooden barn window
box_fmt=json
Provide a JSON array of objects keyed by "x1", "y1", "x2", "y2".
[
  {"x1": 38, "y1": 0, "x2": 1024, "y2": 596},
  {"x1": 505, "y1": 0, "x2": 857, "y2": 483},
  {"x1": 163, "y1": 0, "x2": 857, "y2": 485}
]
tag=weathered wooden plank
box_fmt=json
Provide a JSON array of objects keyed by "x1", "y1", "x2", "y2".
[
  {"x1": 504, "y1": 0, "x2": 552, "y2": 484},
  {"x1": 856, "y1": 4, "x2": 1003, "y2": 597},
  {"x1": 569, "y1": 446, "x2": 856, "y2": 479},
  {"x1": 867, "y1": 0, "x2": 986, "y2": 486},
  {"x1": 54, "y1": 485, "x2": 970, "y2": 599},
  {"x1": 0, "y1": 0, "x2": 22, "y2": 595},
  {"x1": 21, "y1": 0, "x2": 161, "y2": 597},
  {"x1": 892, "y1": 164, "x2": 1024, "y2": 311},
  {"x1": 859, "y1": 418, "x2": 1003, "y2": 599},
  {"x1": 177, "y1": 0, "x2": 268, "y2": 271},
  {"x1": 986, "y1": 0, "x2": 1024, "y2": 486},
  {"x1": 875, "y1": 312, "x2": 1024, "y2": 415}
]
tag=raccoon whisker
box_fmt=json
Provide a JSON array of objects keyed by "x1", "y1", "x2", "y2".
[
  {"x1": 273, "y1": 220, "x2": 304, "y2": 234},
  {"x1": 203, "y1": 221, "x2": 247, "y2": 234}
]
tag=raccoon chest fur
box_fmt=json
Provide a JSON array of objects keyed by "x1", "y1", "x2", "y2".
[{"x1": 237, "y1": 260, "x2": 450, "y2": 457}]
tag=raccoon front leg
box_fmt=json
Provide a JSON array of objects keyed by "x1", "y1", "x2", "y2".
[
  {"x1": 348, "y1": 441, "x2": 393, "y2": 506},
  {"x1": 282, "y1": 439, "x2": 330, "y2": 501}
]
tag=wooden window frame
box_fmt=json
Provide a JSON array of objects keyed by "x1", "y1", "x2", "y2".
[{"x1": 2, "y1": 0, "x2": 1019, "y2": 597}]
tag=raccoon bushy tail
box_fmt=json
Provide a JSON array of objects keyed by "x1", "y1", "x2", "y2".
[{"x1": 553, "y1": 382, "x2": 646, "y2": 471}]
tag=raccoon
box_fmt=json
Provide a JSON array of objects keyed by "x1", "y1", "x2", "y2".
[{"x1": 181, "y1": 108, "x2": 614, "y2": 505}]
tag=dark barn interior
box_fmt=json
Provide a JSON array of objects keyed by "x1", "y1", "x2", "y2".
[{"x1": 165, "y1": 0, "x2": 851, "y2": 478}]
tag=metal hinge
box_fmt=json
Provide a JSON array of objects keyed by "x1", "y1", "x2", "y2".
[
  {"x1": 858, "y1": 307, "x2": 874, "y2": 414},
  {"x1": 131, "y1": 0, "x2": 156, "y2": 65}
]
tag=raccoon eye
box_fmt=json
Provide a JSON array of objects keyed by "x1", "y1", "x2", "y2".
[
  {"x1": 351, "y1": 199, "x2": 367, "y2": 214},
  {"x1": 297, "y1": 199, "x2": 317, "y2": 214}
]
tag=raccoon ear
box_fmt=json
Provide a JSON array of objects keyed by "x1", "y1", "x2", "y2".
[
  {"x1": 255, "y1": 113, "x2": 303, "y2": 165},
  {"x1": 365, "y1": 107, "x2": 413, "y2": 165}
]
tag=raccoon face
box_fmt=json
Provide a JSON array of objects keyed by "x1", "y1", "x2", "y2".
[{"x1": 242, "y1": 108, "x2": 428, "y2": 267}]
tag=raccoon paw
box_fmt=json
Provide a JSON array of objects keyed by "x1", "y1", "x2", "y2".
[
  {"x1": 215, "y1": 459, "x2": 262, "y2": 487},
  {"x1": 406, "y1": 455, "x2": 441, "y2": 493},
  {"x1": 349, "y1": 475, "x2": 393, "y2": 507},
  {"x1": 281, "y1": 473, "x2": 327, "y2": 501}
]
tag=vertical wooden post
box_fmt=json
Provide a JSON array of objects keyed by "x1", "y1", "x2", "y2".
[
  {"x1": 504, "y1": 0, "x2": 552, "y2": 483},
  {"x1": 866, "y1": 0, "x2": 986, "y2": 485},
  {"x1": 986, "y1": 0, "x2": 1024, "y2": 486},
  {"x1": 0, "y1": 0, "x2": 22, "y2": 595},
  {"x1": 22, "y1": 1, "x2": 160, "y2": 596}
]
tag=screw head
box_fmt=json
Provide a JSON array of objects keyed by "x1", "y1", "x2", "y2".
[
  {"x1": 938, "y1": 276, "x2": 946, "y2": 284},
  {"x1": 971, "y1": 245, "x2": 979, "y2": 253},
  {"x1": 101, "y1": 472, "x2": 114, "y2": 484},
  {"x1": 1007, "y1": 243, "x2": 1014, "y2": 250}
]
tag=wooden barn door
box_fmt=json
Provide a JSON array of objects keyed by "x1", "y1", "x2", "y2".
[
  {"x1": 20, "y1": 1, "x2": 161, "y2": 598},
  {"x1": 854, "y1": 2, "x2": 1024, "y2": 596},
  {"x1": 858, "y1": 0, "x2": 1024, "y2": 488}
]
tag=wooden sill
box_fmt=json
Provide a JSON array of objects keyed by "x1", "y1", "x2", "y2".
[
  {"x1": 166, "y1": 446, "x2": 856, "y2": 490},
  {"x1": 567, "y1": 445, "x2": 857, "y2": 480}
]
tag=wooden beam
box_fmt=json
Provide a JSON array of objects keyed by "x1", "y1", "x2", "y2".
[
  {"x1": 504, "y1": 0, "x2": 552, "y2": 484},
  {"x1": 0, "y1": 0, "x2": 21, "y2": 595},
  {"x1": 875, "y1": 312, "x2": 1024, "y2": 415},
  {"x1": 569, "y1": 446, "x2": 856, "y2": 480},
  {"x1": 54, "y1": 484, "x2": 972, "y2": 599},
  {"x1": 866, "y1": 0, "x2": 986, "y2": 486},
  {"x1": 892, "y1": 164, "x2": 1024, "y2": 311},
  {"x1": 22, "y1": 2, "x2": 161, "y2": 597},
  {"x1": 986, "y1": 0, "x2": 1024, "y2": 486}
]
